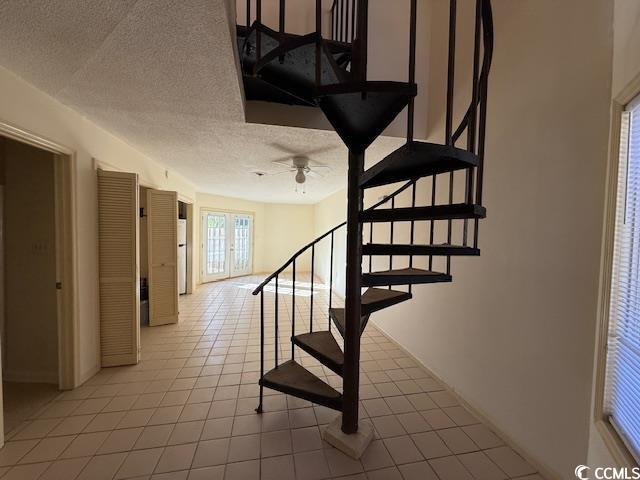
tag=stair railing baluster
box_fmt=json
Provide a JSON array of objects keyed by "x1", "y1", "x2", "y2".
[
  {"x1": 316, "y1": 0, "x2": 322, "y2": 87},
  {"x1": 406, "y1": 0, "x2": 417, "y2": 143},
  {"x1": 310, "y1": 244, "x2": 315, "y2": 333},
  {"x1": 351, "y1": 0, "x2": 356, "y2": 44},
  {"x1": 445, "y1": 0, "x2": 456, "y2": 276},
  {"x1": 463, "y1": 0, "x2": 482, "y2": 247},
  {"x1": 331, "y1": 0, "x2": 338, "y2": 40},
  {"x1": 340, "y1": 0, "x2": 349, "y2": 42},
  {"x1": 369, "y1": 222, "x2": 373, "y2": 272},
  {"x1": 292, "y1": 259, "x2": 296, "y2": 361},
  {"x1": 278, "y1": 0, "x2": 286, "y2": 63},
  {"x1": 475, "y1": 0, "x2": 493, "y2": 249},
  {"x1": 275, "y1": 275, "x2": 279, "y2": 368},
  {"x1": 256, "y1": 0, "x2": 262, "y2": 64},
  {"x1": 389, "y1": 196, "x2": 395, "y2": 290},
  {"x1": 409, "y1": 180, "x2": 416, "y2": 293},
  {"x1": 329, "y1": 232, "x2": 334, "y2": 331},
  {"x1": 256, "y1": 289, "x2": 264, "y2": 413},
  {"x1": 345, "y1": 0, "x2": 350, "y2": 44},
  {"x1": 429, "y1": 175, "x2": 436, "y2": 271},
  {"x1": 445, "y1": 0, "x2": 457, "y2": 146},
  {"x1": 354, "y1": 0, "x2": 368, "y2": 82}
]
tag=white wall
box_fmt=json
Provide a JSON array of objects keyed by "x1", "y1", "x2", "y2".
[
  {"x1": 587, "y1": 0, "x2": 640, "y2": 468},
  {"x1": 314, "y1": 188, "x2": 347, "y2": 296},
  {"x1": 196, "y1": 193, "x2": 316, "y2": 281},
  {"x1": 0, "y1": 66, "x2": 198, "y2": 385},
  {"x1": 314, "y1": 1, "x2": 614, "y2": 477}
]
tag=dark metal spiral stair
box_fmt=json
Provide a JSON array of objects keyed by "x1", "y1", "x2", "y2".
[{"x1": 247, "y1": 0, "x2": 494, "y2": 440}]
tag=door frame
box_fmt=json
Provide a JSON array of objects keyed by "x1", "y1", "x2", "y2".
[
  {"x1": 199, "y1": 208, "x2": 255, "y2": 284},
  {"x1": 0, "y1": 121, "x2": 78, "y2": 392}
]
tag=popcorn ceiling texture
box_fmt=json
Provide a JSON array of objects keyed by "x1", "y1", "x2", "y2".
[{"x1": 0, "y1": 0, "x2": 403, "y2": 203}]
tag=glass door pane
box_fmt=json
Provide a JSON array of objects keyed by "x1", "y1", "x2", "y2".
[
  {"x1": 202, "y1": 212, "x2": 229, "y2": 282},
  {"x1": 231, "y1": 214, "x2": 253, "y2": 277}
]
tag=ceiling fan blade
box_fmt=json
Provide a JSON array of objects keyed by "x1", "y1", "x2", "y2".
[
  {"x1": 270, "y1": 143, "x2": 300, "y2": 155},
  {"x1": 270, "y1": 142, "x2": 339, "y2": 158},
  {"x1": 306, "y1": 170, "x2": 325, "y2": 179},
  {"x1": 272, "y1": 159, "x2": 296, "y2": 169},
  {"x1": 309, "y1": 164, "x2": 332, "y2": 170},
  {"x1": 304, "y1": 145, "x2": 340, "y2": 156}
]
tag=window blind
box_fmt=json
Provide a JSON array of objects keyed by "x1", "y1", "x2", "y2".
[{"x1": 605, "y1": 94, "x2": 640, "y2": 463}]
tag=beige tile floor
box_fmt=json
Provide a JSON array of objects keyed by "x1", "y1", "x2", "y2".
[
  {"x1": 0, "y1": 275, "x2": 546, "y2": 480},
  {"x1": 3, "y1": 383, "x2": 59, "y2": 435}
]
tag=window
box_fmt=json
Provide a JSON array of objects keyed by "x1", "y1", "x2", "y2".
[{"x1": 605, "y1": 93, "x2": 640, "y2": 463}]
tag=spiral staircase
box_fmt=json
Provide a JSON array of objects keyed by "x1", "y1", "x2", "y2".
[{"x1": 238, "y1": 0, "x2": 494, "y2": 457}]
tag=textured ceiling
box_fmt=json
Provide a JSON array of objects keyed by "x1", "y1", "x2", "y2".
[{"x1": 0, "y1": 0, "x2": 403, "y2": 203}]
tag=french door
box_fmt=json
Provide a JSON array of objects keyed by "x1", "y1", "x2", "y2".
[{"x1": 201, "y1": 211, "x2": 253, "y2": 282}]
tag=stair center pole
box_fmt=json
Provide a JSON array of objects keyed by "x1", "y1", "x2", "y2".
[{"x1": 342, "y1": 148, "x2": 365, "y2": 435}]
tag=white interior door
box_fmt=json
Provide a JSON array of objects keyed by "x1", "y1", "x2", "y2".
[
  {"x1": 147, "y1": 189, "x2": 179, "y2": 326},
  {"x1": 201, "y1": 212, "x2": 253, "y2": 282},
  {"x1": 97, "y1": 170, "x2": 140, "y2": 367}
]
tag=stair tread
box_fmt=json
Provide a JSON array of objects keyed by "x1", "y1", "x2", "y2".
[
  {"x1": 251, "y1": 33, "x2": 348, "y2": 103},
  {"x1": 316, "y1": 81, "x2": 417, "y2": 152},
  {"x1": 363, "y1": 243, "x2": 481, "y2": 256},
  {"x1": 261, "y1": 360, "x2": 342, "y2": 410},
  {"x1": 362, "y1": 268, "x2": 452, "y2": 287},
  {"x1": 368, "y1": 267, "x2": 446, "y2": 276},
  {"x1": 361, "y1": 287, "x2": 412, "y2": 314},
  {"x1": 294, "y1": 331, "x2": 344, "y2": 375},
  {"x1": 360, "y1": 204, "x2": 486, "y2": 222},
  {"x1": 360, "y1": 141, "x2": 479, "y2": 189},
  {"x1": 329, "y1": 308, "x2": 370, "y2": 339}
]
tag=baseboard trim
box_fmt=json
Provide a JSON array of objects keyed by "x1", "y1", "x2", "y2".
[
  {"x1": 79, "y1": 364, "x2": 101, "y2": 388},
  {"x1": 371, "y1": 320, "x2": 562, "y2": 480}
]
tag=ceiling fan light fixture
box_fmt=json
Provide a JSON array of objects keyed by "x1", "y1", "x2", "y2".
[{"x1": 295, "y1": 170, "x2": 306, "y2": 184}]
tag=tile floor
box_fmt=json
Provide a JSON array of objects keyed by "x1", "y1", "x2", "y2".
[
  {"x1": 3, "y1": 383, "x2": 59, "y2": 435},
  {"x1": 0, "y1": 275, "x2": 546, "y2": 479}
]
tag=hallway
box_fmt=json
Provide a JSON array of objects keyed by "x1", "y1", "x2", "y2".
[{"x1": 0, "y1": 277, "x2": 542, "y2": 480}]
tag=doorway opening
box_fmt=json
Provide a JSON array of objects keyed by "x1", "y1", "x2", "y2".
[
  {"x1": 201, "y1": 211, "x2": 253, "y2": 283},
  {"x1": 0, "y1": 135, "x2": 74, "y2": 438}
]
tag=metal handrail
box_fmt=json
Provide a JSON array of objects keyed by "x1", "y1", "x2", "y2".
[
  {"x1": 252, "y1": 178, "x2": 414, "y2": 295},
  {"x1": 451, "y1": 0, "x2": 494, "y2": 145}
]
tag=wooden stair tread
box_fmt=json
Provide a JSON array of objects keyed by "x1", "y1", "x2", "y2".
[
  {"x1": 360, "y1": 141, "x2": 479, "y2": 189},
  {"x1": 362, "y1": 268, "x2": 452, "y2": 287},
  {"x1": 360, "y1": 204, "x2": 486, "y2": 223},
  {"x1": 315, "y1": 81, "x2": 417, "y2": 152},
  {"x1": 293, "y1": 331, "x2": 344, "y2": 376},
  {"x1": 260, "y1": 360, "x2": 342, "y2": 411},
  {"x1": 361, "y1": 288, "x2": 412, "y2": 314},
  {"x1": 363, "y1": 244, "x2": 481, "y2": 256},
  {"x1": 329, "y1": 308, "x2": 370, "y2": 339}
]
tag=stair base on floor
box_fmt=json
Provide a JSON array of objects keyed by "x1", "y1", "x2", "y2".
[{"x1": 322, "y1": 416, "x2": 374, "y2": 460}]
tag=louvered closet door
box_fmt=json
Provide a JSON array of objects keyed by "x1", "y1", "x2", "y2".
[
  {"x1": 147, "y1": 189, "x2": 179, "y2": 326},
  {"x1": 98, "y1": 170, "x2": 140, "y2": 367}
]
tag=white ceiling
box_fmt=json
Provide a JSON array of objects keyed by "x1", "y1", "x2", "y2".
[{"x1": 0, "y1": 0, "x2": 403, "y2": 204}]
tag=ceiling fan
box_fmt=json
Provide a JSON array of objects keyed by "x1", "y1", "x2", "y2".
[{"x1": 253, "y1": 143, "x2": 335, "y2": 192}]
